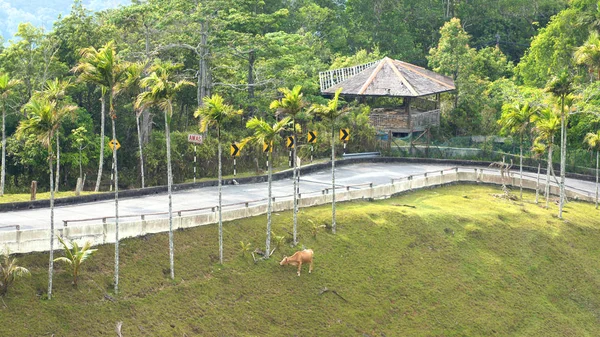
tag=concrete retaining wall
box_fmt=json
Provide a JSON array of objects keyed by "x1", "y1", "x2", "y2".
[{"x1": 1, "y1": 168, "x2": 594, "y2": 254}]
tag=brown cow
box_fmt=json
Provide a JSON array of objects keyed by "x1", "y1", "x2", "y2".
[{"x1": 280, "y1": 249, "x2": 314, "y2": 276}]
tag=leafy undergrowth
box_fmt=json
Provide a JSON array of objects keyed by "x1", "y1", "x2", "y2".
[{"x1": 1, "y1": 185, "x2": 599, "y2": 336}]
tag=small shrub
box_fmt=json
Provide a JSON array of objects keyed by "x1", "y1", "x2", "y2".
[
  {"x1": 54, "y1": 236, "x2": 98, "y2": 286},
  {"x1": 0, "y1": 250, "x2": 30, "y2": 296}
]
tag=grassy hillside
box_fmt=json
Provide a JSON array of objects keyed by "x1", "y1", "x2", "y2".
[{"x1": 1, "y1": 185, "x2": 599, "y2": 336}]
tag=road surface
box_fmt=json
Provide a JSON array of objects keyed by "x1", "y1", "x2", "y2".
[{"x1": 0, "y1": 162, "x2": 596, "y2": 231}]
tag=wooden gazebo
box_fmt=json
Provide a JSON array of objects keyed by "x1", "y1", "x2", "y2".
[{"x1": 319, "y1": 57, "x2": 455, "y2": 137}]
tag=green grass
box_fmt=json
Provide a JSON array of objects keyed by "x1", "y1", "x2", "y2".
[
  {"x1": 1, "y1": 185, "x2": 599, "y2": 336},
  {"x1": 0, "y1": 191, "x2": 97, "y2": 203}
]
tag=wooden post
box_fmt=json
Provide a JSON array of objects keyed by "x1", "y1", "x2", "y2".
[
  {"x1": 30, "y1": 181, "x2": 37, "y2": 201},
  {"x1": 405, "y1": 97, "x2": 413, "y2": 155}
]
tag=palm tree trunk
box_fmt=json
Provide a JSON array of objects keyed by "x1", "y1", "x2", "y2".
[
  {"x1": 136, "y1": 114, "x2": 145, "y2": 188},
  {"x1": 559, "y1": 98, "x2": 566, "y2": 219},
  {"x1": 292, "y1": 117, "x2": 298, "y2": 246},
  {"x1": 79, "y1": 145, "x2": 83, "y2": 181},
  {"x1": 545, "y1": 146, "x2": 552, "y2": 209},
  {"x1": 94, "y1": 95, "x2": 106, "y2": 192},
  {"x1": 1, "y1": 109, "x2": 5, "y2": 196},
  {"x1": 519, "y1": 142, "x2": 523, "y2": 199},
  {"x1": 111, "y1": 118, "x2": 120, "y2": 293},
  {"x1": 217, "y1": 130, "x2": 223, "y2": 264},
  {"x1": 596, "y1": 150, "x2": 600, "y2": 209},
  {"x1": 165, "y1": 112, "x2": 174, "y2": 279},
  {"x1": 535, "y1": 162, "x2": 540, "y2": 204},
  {"x1": 55, "y1": 133, "x2": 60, "y2": 192},
  {"x1": 47, "y1": 133, "x2": 55, "y2": 300},
  {"x1": 331, "y1": 122, "x2": 336, "y2": 234},
  {"x1": 266, "y1": 151, "x2": 272, "y2": 257}
]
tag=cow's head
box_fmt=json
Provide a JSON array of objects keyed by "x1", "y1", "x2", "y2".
[{"x1": 279, "y1": 256, "x2": 288, "y2": 265}]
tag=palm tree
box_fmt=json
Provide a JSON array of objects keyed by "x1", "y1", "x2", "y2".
[
  {"x1": 43, "y1": 79, "x2": 73, "y2": 193},
  {"x1": 0, "y1": 250, "x2": 30, "y2": 296},
  {"x1": 310, "y1": 88, "x2": 345, "y2": 234},
  {"x1": 0, "y1": 74, "x2": 20, "y2": 197},
  {"x1": 269, "y1": 85, "x2": 307, "y2": 246},
  {"x1": 54, "y1": 236, "x2": 98, "y2": 286},
  {"x1": 73, "y1": 40, "x2": 125, "y2": 293},
  {"x1": 136, "y1": 60, "x2": 193, "y2": 278},
  {"x1": 584, "y1": 130, "x2": 600, "y2": 209},
  {"x1": 244, "y1": 116, "x2": 291, "y2": 258},
  {"x1": 531, "y1": 141, "x2": 546, "y2": 204},
  {"x1": 73, "y1": 41, "x2": 118, "y2": 193},
  {"x1": 118, "y1": 61, "x2": 148, "y2": 188},
  {"x1": 545, "y1": 72, "x2": 574, "y2": 219},
  {"x1": 16, "y1": 96, "x2": 77, "y2": 299},
  {"x1": 498, "y1": 101, "x2": 538, "y2": 199},
  {"x1": 194, "y1": 94, "x2": 241, "y2": 264},
  {"x1": 574, "y1": 31, "x2": 600, "y2": 81},
  {"x1": 533, "y1": 107, "x2": 560, "y2": 209}
]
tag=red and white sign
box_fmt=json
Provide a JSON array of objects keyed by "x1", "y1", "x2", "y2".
[{"x1": 187, "y1": 134, "x2": 204, "y2": 144}]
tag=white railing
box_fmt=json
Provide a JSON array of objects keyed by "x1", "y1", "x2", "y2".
[{"x1": 319, "y1": 60, "x2": 379, "y2": 92}]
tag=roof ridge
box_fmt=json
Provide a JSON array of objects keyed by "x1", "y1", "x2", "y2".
[
  {"x1": 393, "y1": 60, "x2": 455, "y2": 89},
  {"x1": 386, "y1": 58, "x2": 419, "y2": 96},
  {"x1": 357, "y1": 59, "x2": 385, "y2": 95}
]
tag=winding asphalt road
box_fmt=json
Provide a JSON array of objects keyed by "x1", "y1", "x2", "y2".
[{"x1": 0, "y1": 162, "x2": 597, "y2": 231}]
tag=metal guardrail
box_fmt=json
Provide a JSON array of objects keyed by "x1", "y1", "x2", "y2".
[
  {"x1": 59, "y1": 181, "x2": 374, "y2": 228},
  {"x1": 342, "y1": 152, "x2": 381, "y2": 158}
]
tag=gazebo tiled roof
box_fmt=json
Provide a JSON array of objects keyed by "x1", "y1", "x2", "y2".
[{"x1": 320, "y1": 57, "x2": 455, "y2": 97}]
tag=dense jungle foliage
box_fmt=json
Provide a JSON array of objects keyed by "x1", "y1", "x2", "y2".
[{"x1": 0, "y1": 0, "x2": 599, "y2": 193}]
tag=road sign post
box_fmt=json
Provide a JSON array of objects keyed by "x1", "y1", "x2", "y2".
[
  {"x1": 286, "y1": 136, "x2": 295, "y2": 167},
  {"x1": 230, "y1": 143, "x2": 240, "y2": 176},
  {"x1": 188, "y1": 134, "x2": 203, "y2": 183},
  {"x1": 308, "y1": 131, "x2": 317, "y2": 162},
  {"x1": 339, "y1": 129, "x2": 350, "y2": 155}
]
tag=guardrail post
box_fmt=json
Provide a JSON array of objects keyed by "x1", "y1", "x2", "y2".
[
  {"x1": 62, "y1": 220, "x2": 68, "y2": 239},
  {"x1": 245, "y1": 202, "x2": 249, "y2": 207},
  {"x1": 455, "y1": 167, "x2": 459, "y2": 182},
  {"x1": 141, "y1": 215, "x2": 145, "y2": 221},
  {"x1": 102, "y1": 219, "x2": 108, "y2": 244},
  {"x1": 16, "y1": 225, "x2": 21, "y2": 251},
  {"x1": 346, "y1": 186, "x2": 350, "y2": 191}
]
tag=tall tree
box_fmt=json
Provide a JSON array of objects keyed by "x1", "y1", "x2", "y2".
[
  {"x1": 533, "y1": 107, "x2": 561, "y2": 209},
  {"x1": 0, "y1": 74, "x2": 20, "y2": 196},
  {"x1": 244, "y1": 116, "x2": 291, "y2": 257},
  {"x1": 194, "y1": 94, "x2": 241, "y2": 264},
  {"x1": 136, "y1": 60, "x2": 193, "y2": 278},
  {"x1": 73, "y1": 40, "x2": 125, "y2": 293},
  {"x1": 545, "y1": 72, "x2": 574, "y2": 219},
  {"x1": 498, "y1": 101, "x2": 538, "y2": 199},
  {"x1": 584, "y1": 130, "x2": 600, "y2": 209},
  {"x1": 310, "y1": 88, "x2": 344, "y2": 234},
  {"x1": 16, "y1": 96, "x2": 77, "y2": 300},
  {"x1": 531, "y1": 141, "x2": 546, "y2": 204},
  {"x1": 269, "y1": 85, "x2": 307, "y2": 246},
  {"x1": 73, "y1": 42, "x2": 114, "y2": 193},
  {"x1": 43, "y1": 79, "x2": 74, "y2": 193},
  {"x1": 118, "y1": 61, "x2": 148, "y2": 188}
]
